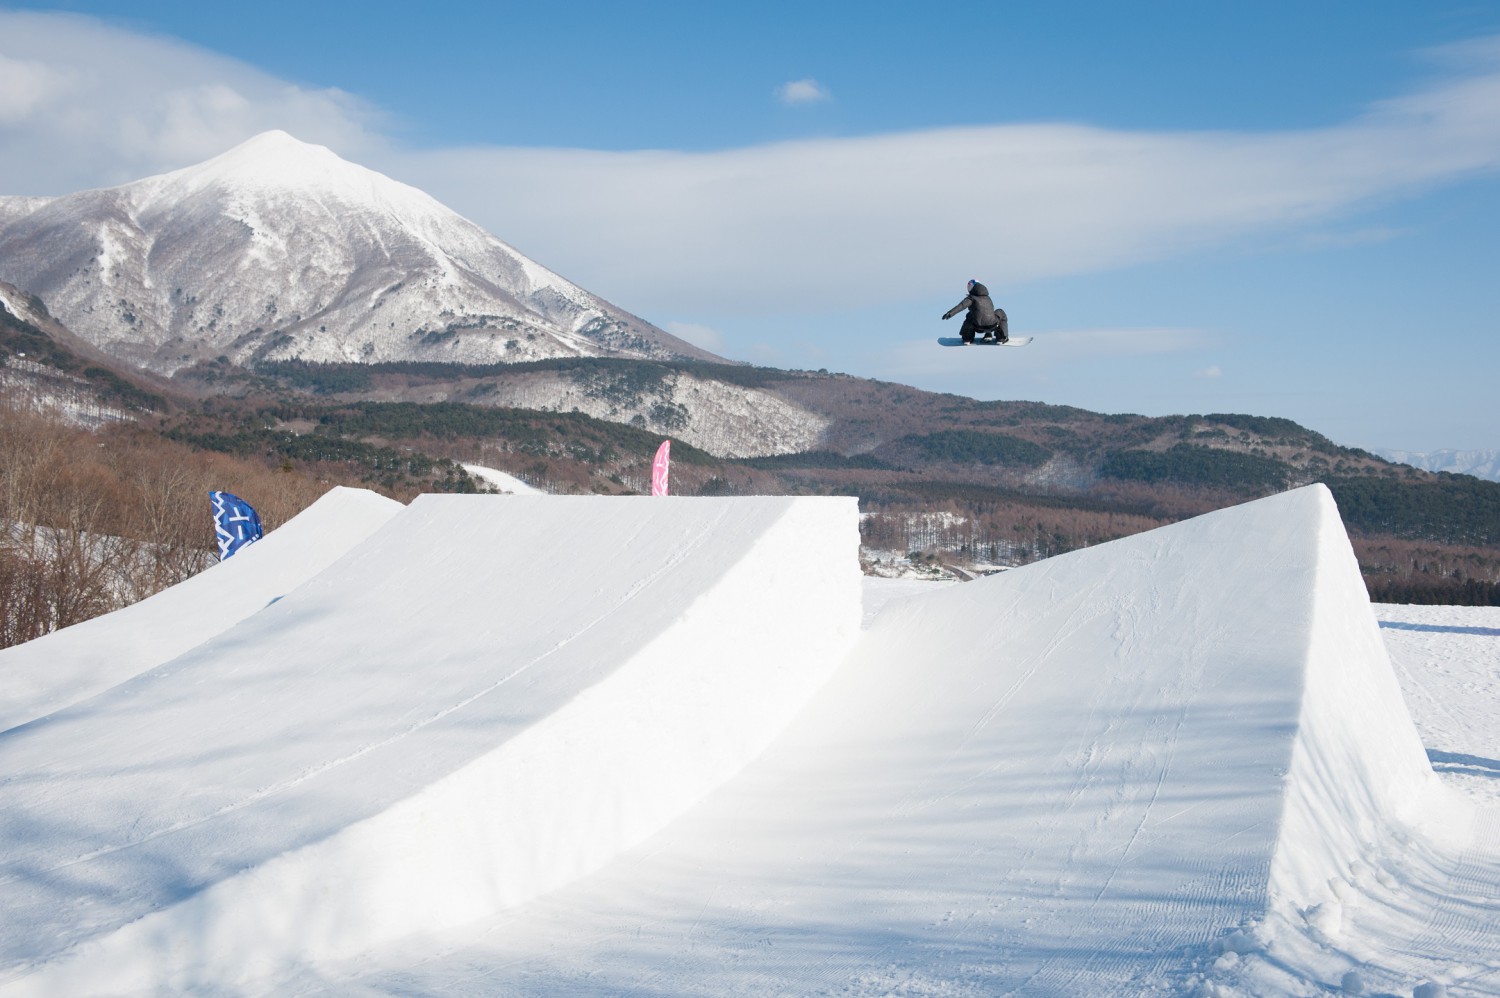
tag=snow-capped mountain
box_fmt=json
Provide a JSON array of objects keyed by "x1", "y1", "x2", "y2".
[
  {"x1": 0, "y1": 131, "x2": 716, "y2": 375},
  {"x1": 1380, "y1": 448, "x2": 1500, "y2": 482}
]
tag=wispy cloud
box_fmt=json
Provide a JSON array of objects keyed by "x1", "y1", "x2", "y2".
[
  {"x1": 1194, "y1": 365, "x2": 1223, "y2": 379},
  {"x1": 664, "y1": 321, "x2": 728, "y2": 352},
  {"x1": 775, "y1": 78, "x2": 831, "y2": 105},
  {"x1": 0, "y1": 53, "x2": 72, "y2": 125},
  {"x1": 0, "y1": 11, "x2": 384, "y2": 193}
]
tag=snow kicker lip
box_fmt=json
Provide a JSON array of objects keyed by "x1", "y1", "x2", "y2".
[{"x1": 0, "y1": 494, "x2": 861, "y2": 994}]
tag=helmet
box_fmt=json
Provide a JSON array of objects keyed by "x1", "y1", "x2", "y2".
[{"x1": 967, "y1": 279, "x2": 977, "y2": 291}]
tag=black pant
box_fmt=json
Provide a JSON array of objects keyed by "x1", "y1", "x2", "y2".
[{"x1": 961, "y1": 309, "x2": 1008, "y2": 343}]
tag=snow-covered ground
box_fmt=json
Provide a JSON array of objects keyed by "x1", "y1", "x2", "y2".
[
  {"x1": 459, "y1": 462, "x2": 546, "y2": 494},
  {"x1": 1376, "y1": 603, "x2": 1500, "y2": 809},
  {"x1": 0, "y1": 486, "x2": 1496, "y2": 997}
]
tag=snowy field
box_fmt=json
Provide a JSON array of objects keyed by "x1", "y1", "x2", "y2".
[
  {"x1": 460, "y1": 463, "x2": 545, "y2": 495},
  {"x1": 0, "y1": 486, "x2": 1496, "y2": 997},
  {"x1": 1376, "y1": 603, "x2": 1500, "y2": 810}
]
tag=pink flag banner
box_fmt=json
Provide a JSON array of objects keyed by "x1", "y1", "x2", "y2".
[{"x1": 651, "y1": 440, "x2": 671, "y2": 496}]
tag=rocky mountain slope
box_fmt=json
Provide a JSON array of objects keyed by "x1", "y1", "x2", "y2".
[{"x1": 0, "y1": 131, "x2": 716, "y2": 375}]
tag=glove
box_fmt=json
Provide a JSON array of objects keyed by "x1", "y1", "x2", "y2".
[{"x1": 942, "y1": 313, "x2": 951, "y2": 320}]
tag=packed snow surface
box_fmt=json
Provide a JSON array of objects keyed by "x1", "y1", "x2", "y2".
[
  {"x1": 458, "y1": 463, "x2": 546, "y2": 495},
  {"x1": 1376, "y1": 603, "x2": 1500, "y2": 809},
  {"x1": 0, "y1": 485, "x2": 1496, "y2": 996}
]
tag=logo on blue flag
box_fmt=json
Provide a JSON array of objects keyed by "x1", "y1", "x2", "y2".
[{"x1": 210, "y1": 491, "x2": 263, "y2": 561}]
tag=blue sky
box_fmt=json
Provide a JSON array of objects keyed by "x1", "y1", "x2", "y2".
[{"x1": 2, "y1": 1, "x2": 1499, "y2": 453}]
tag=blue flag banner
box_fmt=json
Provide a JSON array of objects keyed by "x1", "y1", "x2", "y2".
[{"x1": 210, "y1": 491, "x2": 263, "y2": 561}]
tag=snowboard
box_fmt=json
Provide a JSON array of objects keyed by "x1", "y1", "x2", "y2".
[{"x1": 937, "y1": 336, "x2": 1032, "y2": 347}]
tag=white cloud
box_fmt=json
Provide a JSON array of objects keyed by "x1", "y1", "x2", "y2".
[
  {"x1": 0, "y1": 11, "x2": 384, "y2": 194},
  {"x1": 0, "y1": 53, "x2": 73, "y2": 125},
  {"x1": 776, "y1": 78, "x2": 831, "y2": 105},
  {"x1": 664, "y1": 321, "x2": 728, "y2": 352},
  {"x1": 1194, "y1": 365, "x2": 1224, "y2": 379}
]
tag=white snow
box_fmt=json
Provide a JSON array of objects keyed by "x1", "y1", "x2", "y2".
[
  {"x1": 137, "y1": 131, "x2": 456, "y2": 231},
  {"x1": 1375, "y1": 602, "x2": 1500, "y2": 808},
  {"x1": 0, "y1": 196, "x2": 50, "y2": 231},
  {"x1": 459, "y1": 462, "x2": 546, "y2": 494},
  {"x1": 0, "y1": 485, "x2": 1497, "y2": 997}
]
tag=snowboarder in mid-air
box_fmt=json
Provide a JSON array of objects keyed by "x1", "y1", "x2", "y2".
[{"x1": 942, "y1": 280, "x2": 1008, "y2": 344}]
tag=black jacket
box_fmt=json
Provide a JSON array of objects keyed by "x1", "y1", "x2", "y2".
[{"x1": 943, "y1": 283, "x2": 999, "y2": 326}]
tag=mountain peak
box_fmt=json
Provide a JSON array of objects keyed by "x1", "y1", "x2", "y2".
[
  {"x1": 145, "y1": 130, "x2": 406, "y2": 208},
  {"x1": 211, "y1": 129, "x2": 337, "y2": 168}
]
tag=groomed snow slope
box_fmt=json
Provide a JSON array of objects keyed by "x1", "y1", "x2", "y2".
[
  {"x1": 293, "y1": 485, "x2": 1500, "y2": 997},
  {"x1": 0, "y1": 495, "x2": 861, "y2": 996},
  {"x1": 0, "y1": 486, "x2": 403, "y2": 732}
]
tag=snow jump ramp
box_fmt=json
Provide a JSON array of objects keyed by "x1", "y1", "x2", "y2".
[
  {"x1": 0, "y1": 485, "x2": 403, "y2": 732},
  {"x1": 0, "y1": 495, "x2": 862, "y2": 995},
  {"x1": 305, "y1": 485, "x2": 1498, "y2": 996},
  {"x1": 4, "y1": 486, "x2": 1497, "y2": 995}
]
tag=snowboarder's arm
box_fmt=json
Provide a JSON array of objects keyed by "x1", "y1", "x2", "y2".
[{"x1": 941, "y1": 296, "x2": 972, "y2": 320}]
